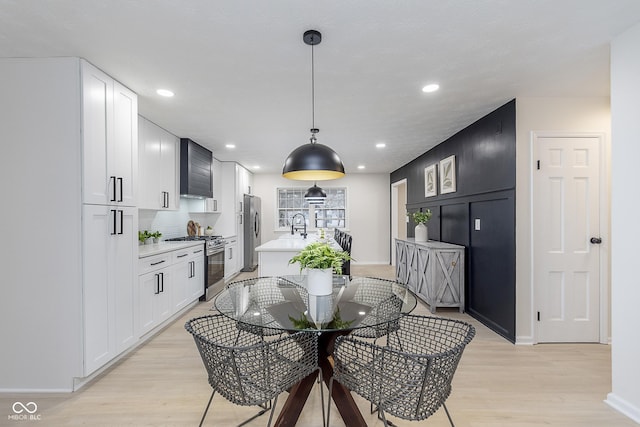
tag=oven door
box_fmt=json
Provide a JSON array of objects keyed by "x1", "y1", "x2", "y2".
[{"x1": 204, "y1": 247, "x2": 225, "y2": 301}]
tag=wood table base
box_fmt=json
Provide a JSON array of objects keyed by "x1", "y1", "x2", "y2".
[{"x1": 272, "y1": 331, "x2": 368, "y2": 427}]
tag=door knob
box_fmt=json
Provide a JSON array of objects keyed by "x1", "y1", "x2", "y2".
[{"x1": 590, "y1": 237, "x2": 602, "y2": 244}]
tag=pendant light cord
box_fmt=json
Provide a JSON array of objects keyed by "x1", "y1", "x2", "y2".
[
  {"x1": 311, "y1": 40, "x2": 317, "y2": 144},
  {"x1": 312, "y1": 40, "x2": 315, "y2": 130}
]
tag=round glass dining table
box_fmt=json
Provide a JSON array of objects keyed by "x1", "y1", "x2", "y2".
[
  {"x1": 213, "y1": 275, "x2": 417, "y2": 427},
  {"x1": 214, "y1": 275, "x2": 417, "y2": 332}
]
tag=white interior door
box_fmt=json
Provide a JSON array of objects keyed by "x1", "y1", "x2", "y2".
[
  {"x1": 533, "y1": 135, "x2": 602, "y2": 342},
  {"x1": 391, "y1": 179, "x2": 407, "y2": 266}
]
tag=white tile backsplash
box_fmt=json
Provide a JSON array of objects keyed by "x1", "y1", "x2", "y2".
[{"x1": 138, "y1": 199, "x2": 221, "y2": 240}]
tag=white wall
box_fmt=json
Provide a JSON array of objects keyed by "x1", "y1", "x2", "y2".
[
  {"x1": 0, "y1": 58, "x2": 84, "y2": 391},
  {"x1": 607, "y1": 22, "x2": 640, "y2": 423},
  {"x1": 515, "y1": 97, "x2": 611, "y2": 344},
  {"x1": 252, "y1": 173, "x2": 391, "y2": 264}
]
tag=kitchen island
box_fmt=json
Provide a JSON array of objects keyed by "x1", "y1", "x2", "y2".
[{"x1": 255, "y1": 235, "x2": 340, "y2": 277}]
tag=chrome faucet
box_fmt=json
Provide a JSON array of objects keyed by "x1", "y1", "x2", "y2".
[{"x1": 291, "y1": 213, "x2": 307, "y2": 238}]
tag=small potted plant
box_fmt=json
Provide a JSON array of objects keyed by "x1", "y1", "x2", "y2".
[
  {"x1": 138, "y1": 230, "x2": 152, "y2": 245},
  {"x1": 411, "y1": 209, "x2": 432, "y2": 242},
  {"x1": 289, "y1": 242, "x2": 351, "y2": 295},
  {"x1": 151, "y1": 231, "x2": 162, "y2": 243}
]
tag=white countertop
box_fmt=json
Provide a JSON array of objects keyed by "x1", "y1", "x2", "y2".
[
  {"x1": 255, "y1": 235, "x2": 340, "y2": 252},
  {"x1": 138, "y1": 241, "x2": 205, "y2": 258}
]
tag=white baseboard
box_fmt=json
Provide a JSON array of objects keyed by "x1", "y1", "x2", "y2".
[
  {"x1": 605, "y1": 392, "x2": 640, "y2": 423},
  {"x1": 515, "y1": 335, "x2": 534, "y2": 345}
]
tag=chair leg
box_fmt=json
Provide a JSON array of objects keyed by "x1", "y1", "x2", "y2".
[
  {"x1": 377, "y1": 408, "x2": 395, "y2": 427},
  {"x1": 318, "y1": 369, "x2": 326, "y2": 427},
  {"x1": 199, "y1": 390, "x2": 216, "y2": 427},
  {"x1": 266, "y1": 395, "x2": 280, "y2": 427},
  {"x1": 237, "y1": 401, "x2": 270, "y2": 427},
  {"x1": 443, "y1": 402, "x2": 455, "y2": 427},
  {"x1": 326, "y1": 377, "x2": 336, "y2": 427}
]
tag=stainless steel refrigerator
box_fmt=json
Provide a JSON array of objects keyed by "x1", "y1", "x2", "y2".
[{"x1": 242, "y1": 194, "x2": 261, "y2": 271}]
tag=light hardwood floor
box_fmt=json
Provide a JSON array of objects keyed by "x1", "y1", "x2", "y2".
[{"x1": 1, "y1": 265, "x2": 634, "y2": 426}]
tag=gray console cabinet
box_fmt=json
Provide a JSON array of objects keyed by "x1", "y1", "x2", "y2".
[{"x1": 395, "y1": 239, "x2": 465, "y2": 313}]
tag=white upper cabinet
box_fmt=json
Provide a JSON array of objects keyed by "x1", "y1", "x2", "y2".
[
  {"x1": 138, "y1": 116, "x2": 179, "y2": 210},
  {"x1": 205, "y1": 157, "x2": 222, "y2": 212},
  {"x1": 82, "y1": 60, "x2": 137, "y2": 206}
]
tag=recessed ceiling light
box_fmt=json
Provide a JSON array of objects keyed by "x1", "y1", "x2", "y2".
[
  {"x1": 156, "y1": 89, "x2": 174, "y2": 97},
  {"x1": 225, "y1": 144, "x2": 236, "y2": 149},
  {"x1": 357, "y1": 165, "x2": 365, "y2": 170},
  {"x1": 422, "y1": 83, "x2": 440, "y2": 93},
  {"x1": 376, "y1": 143, "x2": 386, "y2": 149}
]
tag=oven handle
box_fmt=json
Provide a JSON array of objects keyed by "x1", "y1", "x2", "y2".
[{"x1": 206, "y1": 247, "x2": 225, "y2": 256}]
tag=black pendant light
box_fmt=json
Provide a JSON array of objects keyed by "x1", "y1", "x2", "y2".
[
  {"x1": 305, "y1": 183, "x2": 327, "y2": 204},
  {"x1": 282, "y1": 30, "x2": 345, "y2": 181}
]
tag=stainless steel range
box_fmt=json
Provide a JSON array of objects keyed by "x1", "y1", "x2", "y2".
[{"x1": 165, "y1": 236, "x2": 225, "y2": 301}]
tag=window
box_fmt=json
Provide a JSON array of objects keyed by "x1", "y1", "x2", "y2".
[{"x1": 277, "y1": 187, "x2": 347, "y2": 230}]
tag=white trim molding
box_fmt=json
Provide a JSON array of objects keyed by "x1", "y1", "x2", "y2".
[{"x1": 606, "y1": 393, "x2": 640, "y2": 423}]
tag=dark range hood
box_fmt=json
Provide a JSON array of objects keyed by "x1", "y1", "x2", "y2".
[{"x1": 180, "y1": 138, "x2": 213, "y2": 199}]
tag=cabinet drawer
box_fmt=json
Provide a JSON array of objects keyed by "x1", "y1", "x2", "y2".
[
  {"x1": 138, "y1": 253, "x2": 171, "y2": 275},
  {"x1": 173, "y1": 246, "x2": 205, "y2": 263}
]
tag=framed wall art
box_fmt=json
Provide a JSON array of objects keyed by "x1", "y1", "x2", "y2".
[
  {"x1": 439, "y1": 155, "x2": 456, "y2": 194},
  {"x1": 424, "y1": 163, "x2": 437, "y2": 197}
]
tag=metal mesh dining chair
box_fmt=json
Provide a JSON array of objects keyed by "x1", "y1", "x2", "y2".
[
  {"x1": 221, "y1": 277, "x2": 309, "y2": 337},
  {"x1": 350, "y1": 277, "x2": 403, "y2": 343},
  {"x1": 185, "y1": 314, "x2": 323, "y2": 427},
  {"x1": 328, "y1": 315, "x2": 475, "y2": 427}
]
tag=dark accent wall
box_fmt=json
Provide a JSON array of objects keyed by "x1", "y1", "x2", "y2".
[{"x1": 391, "y1": 99, "x2": 516, "y2": 342}]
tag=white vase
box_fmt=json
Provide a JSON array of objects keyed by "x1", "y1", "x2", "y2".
[
  {"x1": 308, "y1": 294, "x2": 333, "y2": 324},
  {"x1": 415, "y1": 223, "x2": 428, "y2": 242},
  {"x1": 306, "y1": 268, "x2": 333, "y2": 295}
]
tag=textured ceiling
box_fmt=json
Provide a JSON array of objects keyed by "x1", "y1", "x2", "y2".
[{"x1": 2, "y1": 0, "x2": 640, "y2": 175}]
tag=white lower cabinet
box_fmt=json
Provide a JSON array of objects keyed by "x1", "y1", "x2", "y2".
[
  {"x1": 224, "y1": 236, "x2": 239, "y2": 280},
  {"x1": 172, "y1": 246, "x2": 205, "y2": 311},
  {"x1": 138, "y1": 244, "x2": 204, "y2": 337},
  {"x1": 83, "y1": 205, "x2": 138, "y2": 376},
  {"x1": 138, "y1": 253, "x2": 173, "y2": 336},
  {"x1": 189, "y1": 251, "x2": 205, "y2": 300}
]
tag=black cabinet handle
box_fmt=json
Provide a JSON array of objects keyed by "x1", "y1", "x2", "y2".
[
  {"x1": 165, "y1": 191, "x2": 169, "y2": 208},
  {"x1": 118, "y1": 210, "x2": 124, "y2": 235},
  {"x1": 155, "y1": 273, "x2": 160, "y2": 294},
  {"x1": 110, "y1": 209, "x2": 117, "y2": 235},
  {"x1": 150, "y1": 260, "x2": 166, "y2": 266},
  {"x1": 110, "y1": 176, "x2": 117, "y2": 202},
  {"x1": 177, "y1": 253, "x2": 188, "y2": 258},
  {"x1": 193, "y1": 249, "x2": 203, "y2": 254},
  {"x1": 117, "y1": 177, "x2": 123, "y2": 202},
  {"x1": 590, "y1": 237, "x2": 602, "y2": 244},
  {"x1": 159, "y1": 272, "x2": 164, "y2": 293}
]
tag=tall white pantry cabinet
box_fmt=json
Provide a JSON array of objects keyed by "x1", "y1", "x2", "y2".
[{"x1": 0, "y1": 57, "x2": 138, "y2": 391}]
